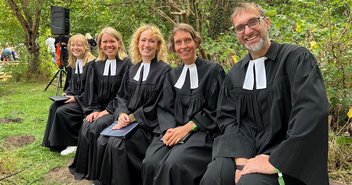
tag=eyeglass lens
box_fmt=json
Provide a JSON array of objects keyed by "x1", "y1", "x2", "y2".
[{"x1": 235, "y1": 17, "x2": 261, "y2": 33}]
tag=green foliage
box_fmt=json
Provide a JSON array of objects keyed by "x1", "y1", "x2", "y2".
[
  {"x1": 0, "y1": 2, "x2": 23, "y2": 46},
  {"x1": 2, "y1": 61, "x2": 29, "y2": 82},
  {"x1": 0, "y1": 0, "x2": 351, "y2": 182},
  {"x1": 2, "y1": 39, "x2": 53, "y2": 82}
]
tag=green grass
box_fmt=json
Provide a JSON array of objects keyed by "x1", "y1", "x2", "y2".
[
  {"x1": 0, "y1": 81, "x2": 73, "y2": 185},
  {"x1": 0, "y1": 81, "x2": 351, "y2": 184}
]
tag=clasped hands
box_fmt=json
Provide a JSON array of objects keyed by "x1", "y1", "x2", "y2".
[
  {"x1": 161, "y1": 122, "x2": 194, "y2": 146},
  {"x1": 234, "y1": 154, "x2": 276, "y2": 184}
]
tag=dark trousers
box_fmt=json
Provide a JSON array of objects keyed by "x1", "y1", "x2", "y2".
[{"x1": 200, "y1": 157, "x2": 305, "y2": 185}]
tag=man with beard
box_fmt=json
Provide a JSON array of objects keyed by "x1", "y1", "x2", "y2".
[{"x1": 200, "y1": 2, "x2": 329, "y2": 185}]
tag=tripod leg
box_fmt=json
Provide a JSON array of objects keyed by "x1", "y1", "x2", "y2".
[
  {"x1": 56, "y1": 69, "x2": 65, "y2": 96},
  {"x1": 44, "y1": 69, "x2": 60, "y2": 91},
  {"x1": 58, "y1": 69, "x2": 63, "y2": 88}
]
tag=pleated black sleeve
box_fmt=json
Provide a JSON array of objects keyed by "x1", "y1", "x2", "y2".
[
  {"x1": 80, "y1": 57, "x2": 131, "y2": 115},
  {"x1": 213, "y1": 41, "x2": 329, "y2": 185},
  {"x1": 157, "y1": 57, "x2": 225, "y2": 134}
]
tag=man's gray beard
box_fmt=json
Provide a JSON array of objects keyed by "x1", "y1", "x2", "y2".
[{"x1": 245, "y1": 38, "x2": 265, "y2": 52}]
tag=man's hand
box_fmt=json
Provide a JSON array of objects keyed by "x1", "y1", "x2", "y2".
[
  {"x1": 240, "y1": 154, "x2": 276, "y2": 175},
  {"x1": 234, "y1": 157, "x2": 248, "y2": 184}
]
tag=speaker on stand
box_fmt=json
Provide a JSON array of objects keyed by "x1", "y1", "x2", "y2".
[
  {"x1": 44, "y1": 6, "x2": 70, "y2": 95},
  {"x1": 51, "y1": 6, "x2": 70, "y2": 35}
]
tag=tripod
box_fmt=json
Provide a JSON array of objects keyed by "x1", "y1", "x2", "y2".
[
  {"x1": 44, "y1": 65, "x2": 67, "y2": 95},
  {"x1": 44, "y1": 35, "x2": 69, "y2": 95}
]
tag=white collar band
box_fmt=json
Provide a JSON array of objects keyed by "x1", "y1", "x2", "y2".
[
  {"x1": 103, "y1": 59, "x2": 117, "y2": 76},
  {"x1": 243, "y1": 57, "x2": 267, "y2": 90},
  {"x1": 174, "y1": 63, "x2": 198, "y2": 89},
  {"x1": 133, "y1": 62, "x2": 150, "y2": 81}
]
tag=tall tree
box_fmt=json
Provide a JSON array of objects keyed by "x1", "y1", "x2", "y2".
[{"x1": 6, "y1": 0, "x2": 43, "y2": 75}]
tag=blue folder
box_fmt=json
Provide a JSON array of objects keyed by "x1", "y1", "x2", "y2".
[{"x1": 100, "y1": 121, "x2": 139, "y2": 139}]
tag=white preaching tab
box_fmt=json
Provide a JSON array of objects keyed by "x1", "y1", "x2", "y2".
[
  {"x1": 243, "y1": 57, "x2": 267, "y2": 90},
  {"x1": 103, "y1": 59, "x2": 117, "y2": 76},
  {"x1": 75, "y1": 59, "x2": 83, "y2": 74},
  {"x1": 133, "y1": 63, "x2": 150, "y2": 81},
  {"x1": 174, "y1": 63, "x2": 198, "y2": 89}
]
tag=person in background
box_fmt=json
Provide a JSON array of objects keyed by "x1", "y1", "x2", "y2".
[
  {"x1": 95, "y1": 24, "x2": 171, "y2": 185},
  {"x1": 42, "y1": 34, "x2": 95, "y2": 155},
  {"x1": 69, "y1": 27, "x2": 131, "y2": 182},
  {"x1": 200, "y1": 2, "x2": 329, "y2": 185},
  {"x1": 1, "y1": 43, "x2": 13, "y2": 62},
  {"x1": 142, "y1": 23, "x2": 225, "y2": 185},
  {"x1": 45, "y1": 35, "x2": 56, "y2": 64},
  {"x1": 85, "y1": 33, "x2": 97, "y2": 52}
]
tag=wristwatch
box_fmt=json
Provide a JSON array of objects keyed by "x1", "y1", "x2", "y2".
[{"x1": 128, "y1": 114, "x2": 136, "y2": 123}]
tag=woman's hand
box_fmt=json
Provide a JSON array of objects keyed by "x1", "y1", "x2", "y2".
[
  {"x1": 96, "y1": 110, "x2": 109, "y2": 119},
  {"x1": 162, "y1": 122, "x2": 194, "y2": 146},
  {"x1": 113, "y1": 113, "x2": 130, "y2": 130},
  {"x1": 86, "y1": 112, "x2": 100, "y2": 122},
  {"x1": 64, "y1": 95, "x2": 76, "y2": 103}
]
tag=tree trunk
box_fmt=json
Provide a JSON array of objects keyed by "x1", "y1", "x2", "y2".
[{"x1": 6, "y1": 0, "x2": 42, "y2": 75}]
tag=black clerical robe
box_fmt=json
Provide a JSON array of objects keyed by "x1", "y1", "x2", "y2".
[
  {"x1": 210, "y1": 41, "x2": 329, "y2": 185},
  {"x1": 42, "y1": 62, "x2": 92, "y2": 150},
  {"x1": 142, "y1": 57, "x2": 225, "y2": 185},
  {"x1": 69, "y1": 57, "x2": 131, "y2": 180},
  {"x1": 96, "y1": 58, "x2": 171, "y2": 185}
]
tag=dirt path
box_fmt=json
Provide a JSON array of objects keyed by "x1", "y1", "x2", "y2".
[{"x1": 43, "y1": 159, "x2": 91, "y2": 185}]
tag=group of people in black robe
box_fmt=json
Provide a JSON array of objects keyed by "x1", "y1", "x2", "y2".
[{"x1": 42, "y1": 2, "x2": 329, "y2": 185}]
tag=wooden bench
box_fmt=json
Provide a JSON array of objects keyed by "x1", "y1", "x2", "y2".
[
  {"x1": 330, "y1": 180, "x2": 346, "y2": 185},
  {"x1": 0, "y1": 72, "x2": 12, "y2": 81}
]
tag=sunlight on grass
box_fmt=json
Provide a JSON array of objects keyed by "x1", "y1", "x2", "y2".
[{"x1": 0, "y1": 81, "x2": 72, "y2": 184}]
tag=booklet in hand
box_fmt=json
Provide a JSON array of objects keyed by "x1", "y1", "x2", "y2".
[
  {"x1": 100, "y1": 121, "x2": 139, "y2": 139},
  {"x1": 49, "y1": 96, "x2": 69, "y2": 102}
]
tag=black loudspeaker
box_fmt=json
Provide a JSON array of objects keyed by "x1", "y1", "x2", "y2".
[{"x1": 51, "y1": 6, "x2": 70, "y2": 35}]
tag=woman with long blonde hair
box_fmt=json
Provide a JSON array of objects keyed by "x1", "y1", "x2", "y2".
[
  {"x1": 69, "y1": 27, "x2": 131, "y2": 181},
  {"x1": 94, "y1": 24, "x2": 171, "y2": 185},
  {"x1": 42, "y1": 34, "x2": 95, "y2": 155}
]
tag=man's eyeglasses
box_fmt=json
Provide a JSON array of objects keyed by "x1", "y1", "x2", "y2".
[{"x1": 234, "y1": 17, "x2": 265, "y2": 33}]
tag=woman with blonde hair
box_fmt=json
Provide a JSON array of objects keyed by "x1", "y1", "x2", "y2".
[
  {"x1": 69, "y1": 27, "x2": 131, "y2": 181},
  {"x1": 94, "y1": 24, "x2": 171, "y2": 185},
  {"x1": 42, "y1": 34, "x2": 95, "y2": 155}
]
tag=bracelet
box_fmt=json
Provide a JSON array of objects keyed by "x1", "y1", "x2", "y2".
[
  {"x1": 128, "y1": 114, "x2": 136, "y2": 122},
  {"x1": 236, "y1": 165, "x2": 244, "y2": 170},
  {"x1": 192, "y1": 123, "x2": 198, "y2": 131},
  {"x1": 276, "y1": 168, "x2": 285, "y2": 185}
]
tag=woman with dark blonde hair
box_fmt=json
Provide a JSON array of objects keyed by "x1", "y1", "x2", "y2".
[
  {"x1": 94, "y1": 24, "x2": 171, "y2": 185},
  {"x1": 42, "y1": 34, "x2": 95, "y2": 155},
  {"x1": 69, "y1": 27, "x2": 131, "y2": 181},
  {"x1": 142, "y1": 23, "x2": 226, "y2": 185}
]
